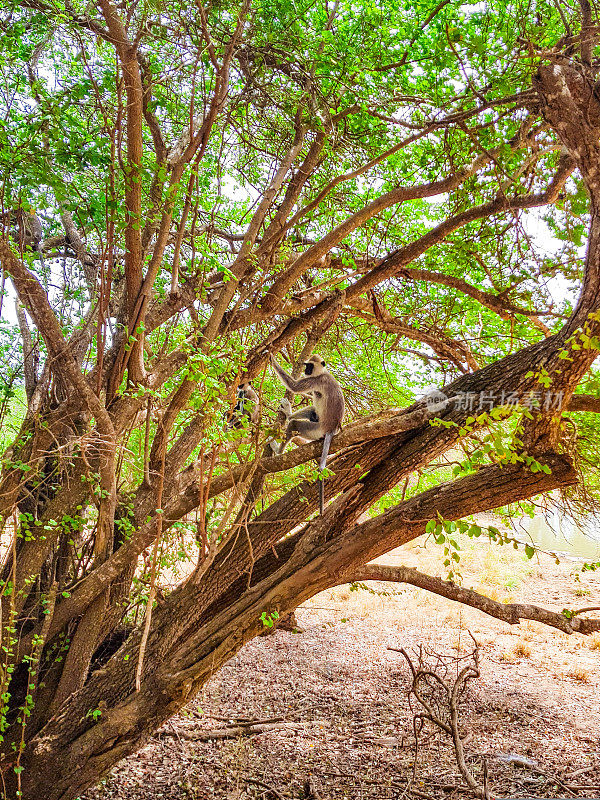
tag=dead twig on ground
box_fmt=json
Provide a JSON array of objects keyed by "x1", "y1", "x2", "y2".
[
  {"x1": 244, "y1": 776, "x2": 289, "y2": 799},
  {"x1": 158, "y1": 720, "x2": 309, "y2": 741},
  {"x1": 397, "y1": 636, "x2": 482, "y2": 793}
]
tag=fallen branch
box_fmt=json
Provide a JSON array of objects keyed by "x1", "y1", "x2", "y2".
[
  {"x1": 353, "y1": 563, "x2": 600, "y2": 635},
  {"x1": 494, "y1": 755, "x2": 578, "y2": 797},
  {"x1": 158, "y1": 720, "x2": 308, "y2": 741}
]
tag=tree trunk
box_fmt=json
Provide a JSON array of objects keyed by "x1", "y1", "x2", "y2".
[{"x1": 12, "y1": 454, "x2": 576, "y2": 800}]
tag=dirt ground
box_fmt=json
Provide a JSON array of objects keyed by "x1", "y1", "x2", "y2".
[{"x1": 82, "y1": 535, "x2": 600, "y2": 800}]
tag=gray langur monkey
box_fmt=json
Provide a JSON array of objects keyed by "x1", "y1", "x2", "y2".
[
  {"x1": 10, "y1": 208, "x2": 45, "y2": 268},
  {"x1": 227, "y1": 382, "x2": 259, "y2": 429},
  {"x1": 17, "y1": 209, "x2": 43, "y2": 250},
  {"x1": 270, "y1": 353, "x2": 345, "y2": 514}
]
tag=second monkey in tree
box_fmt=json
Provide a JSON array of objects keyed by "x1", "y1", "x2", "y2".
[
  {"x1": 270, "y1": 353, "x2": 345, "y2": 513},
  {"x1": 227, "y1": 382, "x2": 259, "y2": 429}
]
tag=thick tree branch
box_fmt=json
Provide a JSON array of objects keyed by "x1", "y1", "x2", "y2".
[
  {"x1": 18, "y1": 455, "x2": 577, "y2": 800},
  {"x1": 353, "y1": 563, "x2": 600, "y2": 635},
  {"x1": 567, "y1": 393, "x2": 600, "y2": 413},
  {"x1": 0, "y1": 241, "x2": 117, "y2": 649},
  {"x1": 229, "y1": 156, "x2": 574, "y2": 342},
  {"x1": 358, "y1": 293, "x2": 478, "y2": 371},
  {"x1": 0, "y1": 239, "x2": 112, "y2": 432},
  {"x1": 259, "y1": 145, "x2": 506, "y2": 314},
  {"x1": 347, "y1": 154, "x2": 575, "y2": 301},
  {"x1": 14, "y1": 298, "x2": 38, "y2": 400},
  {"x1": 18, "y1": 400, "x2": 444, "y2": 653},
  {"x1": 59, "y1": 210, "x2": 98, "y2": 291},
  {"x1": 393, "y1": 265, "x2": 554, "y2": 330},
  {"x1": 98, "y1": 0, "x2": 145, "y2": 382},
  {"x1": 138, "y1": 52, "x2": 167, "y2": 162},
  {"x1": 258, "y1": 124, "x2": 543, "y2": 314}
]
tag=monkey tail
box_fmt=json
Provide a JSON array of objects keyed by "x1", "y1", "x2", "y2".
[
  {"x1": 35, "y1": 245, "x2": 46, "y2": 272},
  {"x1": 318, "y1": 431, "x2": 334, "y2": 515},
  {"x1": 319, "y1": 431, "x2": 333, "y2": 471}
]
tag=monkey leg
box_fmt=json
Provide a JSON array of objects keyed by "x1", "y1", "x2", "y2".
[
  {"x1": 277, "y1": 409, "x2": 321, "y2": 455},
  {"x1": 287, "y1": 407, "x2": 319, "y2": 424},
  {"x1": 284, "y1": 414, "x2": 321, "y2": 443}
]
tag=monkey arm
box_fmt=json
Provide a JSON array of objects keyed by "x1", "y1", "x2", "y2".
[
  {"x1": 270, "y1": 356, "x2": 295, "y2": 387},
  {"x1": 270, "y1": 357, "x2": 318, "y2": 396}
]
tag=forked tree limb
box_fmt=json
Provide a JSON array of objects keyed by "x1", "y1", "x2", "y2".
[
  {"x1": 7, "y1": 18, "x2": 600, "y2": 800},
  {"x1": 14, "y1": 400, "x2": 443, "y2": 656},
  {"x1": 390, "y1": 265, "x2": 555, "y2": 331},
  {"x1": 259, "y1": 123, "x2": 543, "y2": 314},
  {"x1": 13, "y1": 309, "x2": 599, "y2": 658},
  {"x1": 353, "y1": 563, "x2": 600, "y2": 635},
  {"x1": 20, "y1": 319, "x2": 595, "y2": 658},
  {"x1": 0, "y1": 239, "x2": 113, "y2": 432},
  {"x1": 0, "y1": 239, "x2": 118, "y2": 625},
  {"x1": 232, "y1": 156, "x2": 574, "y2": 335},
  {"x1": 16, "y1": 455, "x2": 578, "y2": 800}
]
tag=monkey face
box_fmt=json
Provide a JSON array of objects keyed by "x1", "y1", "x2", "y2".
[{"x1": 304, "y1": 354, "x2": 326, "y2": 376}]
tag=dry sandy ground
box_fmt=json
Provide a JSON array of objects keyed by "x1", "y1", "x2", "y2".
[{"x1": 82, "y1": 537, "x2": 600, "y2": 800}]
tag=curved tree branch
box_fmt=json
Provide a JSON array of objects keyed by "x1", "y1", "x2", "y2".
[{"x1": 353, "y1": 563, "x2": 600, "y2": 635}]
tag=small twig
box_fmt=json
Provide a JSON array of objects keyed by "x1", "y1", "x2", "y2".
[
  {"x1": 244, "y1": 776, "x2": 288, "y2": 799},
  {"x1": 398, "y1": 642, "x2": 483, "y2": 794},
  {"x1": 572, "y1": 605, "x2": 600, "y2": 616},
  {"x1": 564, "y1": 765, "x2": 596, "y2": 779},
  {"x1": 407, "y1": 789, "x2": 441, "y2": 800}
]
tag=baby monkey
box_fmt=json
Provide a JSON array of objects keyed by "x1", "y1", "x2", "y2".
[
  {"x1": 270, "y1": 353, "x2": 345, "y2": 513},
  {"x1": 227, "y1": 382, "x2": 259, "y2": 429}
]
